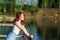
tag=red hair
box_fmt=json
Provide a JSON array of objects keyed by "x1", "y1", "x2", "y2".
[{"x1": 14, "y1": 12, "x2": 25, "y2": 25}]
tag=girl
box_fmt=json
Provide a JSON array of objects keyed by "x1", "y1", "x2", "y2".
[{"x1": 6, "y1": 12, "x2": 33, "y2": 40}]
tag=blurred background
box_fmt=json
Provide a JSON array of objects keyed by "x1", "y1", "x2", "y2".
[{"x1": 0, "y1": 0, "x2": 60, "y2": 40}]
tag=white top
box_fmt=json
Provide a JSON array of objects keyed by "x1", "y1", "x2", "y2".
[{"x1": 13, "y1": 25, "x2": 20, "y2": 35}]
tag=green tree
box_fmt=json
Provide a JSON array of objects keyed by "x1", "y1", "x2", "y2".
[
  {"x1": 30, "y1": 0, "x2": 38, "y2": 14},
  {"x1": 6, "y1": 0, "x2": 15, "y2": 16},
  {"x1": 0, "y1": 0, "x2": 6, "y2": 13},
  {"x1": 41, "y1": 0, "x2": 49, "y2": 8},
  {"x1": 15, "y1": 0, "x2": 25, "y2": 11},
  {"x1": 59, "y1": 0, "x2": 60, "y2": 8}
]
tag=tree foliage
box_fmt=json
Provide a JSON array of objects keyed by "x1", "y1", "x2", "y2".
[{"x1": 0, "y1": 0, "x2": 59, "y2": 15}]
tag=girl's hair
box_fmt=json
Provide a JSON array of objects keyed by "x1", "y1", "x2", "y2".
[{"x1": 13, "y1": 12, "x2": 25, "y2": 25}]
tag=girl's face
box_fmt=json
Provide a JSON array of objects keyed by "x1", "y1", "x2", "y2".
[{"x1": 20, "y1": 13, "x2": 24, "y2": 21}]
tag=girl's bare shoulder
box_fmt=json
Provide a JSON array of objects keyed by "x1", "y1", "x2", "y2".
[{"x1": 13, "y1": 21, "x2": 20, "y2": 25}]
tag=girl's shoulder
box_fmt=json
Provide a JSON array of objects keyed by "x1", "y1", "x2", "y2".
[{"x1": 13, "y1": 21, "x2": 19, "y2": 24}]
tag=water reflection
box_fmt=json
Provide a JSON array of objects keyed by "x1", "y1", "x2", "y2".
[
  {"x1": 0, "y1": 24, "x2": 59, "y2": 40},
  {"x1": 28, "y1": 24, "x2": 41, "y2": 40}
]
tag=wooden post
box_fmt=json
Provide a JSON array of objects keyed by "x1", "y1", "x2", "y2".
[
  {"x1": 23, "y1": 33, "x2": 32, "y2": 40},
  {"x1": 23, "y1": 33, "x2": 27, "y2": 40}
]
